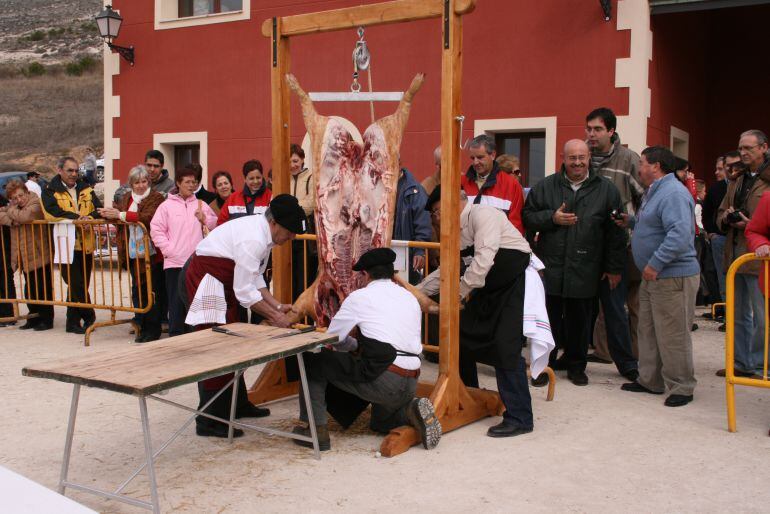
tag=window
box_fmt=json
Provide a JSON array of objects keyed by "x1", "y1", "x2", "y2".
[
  {"x1": 495, "y1": 132, "x2": 546, "y2": 188},
  {"x1": 178, "y1": 0, "x2": 242, "y2": 18},
  {"x1": 156, "y1": 0, "x2": 250, "y2": 30},
  {"x1": 174, "y1": 144, "x2": 200, "y2": 169}
]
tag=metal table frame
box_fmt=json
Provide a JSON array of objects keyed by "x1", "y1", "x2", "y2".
[{"x1": 56, "y1": 352, "x2": 320, "y2": 514}]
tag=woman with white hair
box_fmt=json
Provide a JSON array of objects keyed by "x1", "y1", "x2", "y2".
[{"x1": 99, "y1": 165, "x2": 165, "y2": 342}]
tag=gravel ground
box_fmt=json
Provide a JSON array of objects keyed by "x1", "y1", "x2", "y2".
[{"x1": 1, "y1": 306, "x2": 768, "y2": 513}]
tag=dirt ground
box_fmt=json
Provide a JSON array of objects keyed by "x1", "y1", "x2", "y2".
[{"x1": 1, "y1": 306, "x2": 768, "y2": 513}]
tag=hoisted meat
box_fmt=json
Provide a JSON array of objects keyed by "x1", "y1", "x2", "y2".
[{"x1": 285, "y1": 73, "x2": 437, "y2": 326}]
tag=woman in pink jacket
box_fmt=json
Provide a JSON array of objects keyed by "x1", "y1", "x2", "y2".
[{"x1": 151, "y1": 166, "x2": 217, "y2": 336}]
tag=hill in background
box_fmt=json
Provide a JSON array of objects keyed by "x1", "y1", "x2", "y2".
[{"x1": 0, "y1": 0, "x2": 103, "y2": 175}]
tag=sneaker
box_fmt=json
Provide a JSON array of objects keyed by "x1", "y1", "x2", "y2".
[{"x1": 406, "y1": 398, "x2": 442, "y2": 450}]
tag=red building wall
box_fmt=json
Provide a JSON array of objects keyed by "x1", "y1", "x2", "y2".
[{"x1": 111, "y1": 0, "x2": 631, "y2": 189}]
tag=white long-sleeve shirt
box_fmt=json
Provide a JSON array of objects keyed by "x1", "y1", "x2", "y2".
[
  {"x1": 418, "y1": 202, "x2": 531, "y2": 297},
  {"x1": 327, "y1": 279, "x2": 422, "y2": 370},
  {"x1": 194, "y1": 214, "x2": 274, "y2": 309}
]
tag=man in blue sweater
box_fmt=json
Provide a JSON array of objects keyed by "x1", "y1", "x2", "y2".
[{"x1": 619, "y1": 146, "x2": 700, "y2": 407}]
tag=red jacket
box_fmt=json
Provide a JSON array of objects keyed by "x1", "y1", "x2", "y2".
[
  {"x1": 745, "y1": 191, "x2": 770, "y2": 295},
  {"x1": 461, "y1": 162, "x2": 525, "y2": 235},
  {"x1": 217, "y1": 186, "x2": 272, "y2": 225}
]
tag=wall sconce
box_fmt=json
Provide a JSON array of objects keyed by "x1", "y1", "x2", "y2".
[{"x1": 95, "y1": 5, "x2": 134, "y2": 66}]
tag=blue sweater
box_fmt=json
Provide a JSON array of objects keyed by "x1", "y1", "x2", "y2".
[{"x1": 631, "y1": 173, "x2": 699, "y2": 278}]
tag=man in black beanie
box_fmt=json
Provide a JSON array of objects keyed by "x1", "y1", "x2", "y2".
[{"x1": 184, "y1": 193, "x2": 307, "y2": 438}]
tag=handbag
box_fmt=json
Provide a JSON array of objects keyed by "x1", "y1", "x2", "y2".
[{"x1": 128, "y1": 224, "x2": 155, "y2": 259}]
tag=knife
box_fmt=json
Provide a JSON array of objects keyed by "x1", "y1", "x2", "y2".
[
  {"x1": 269, "y1": 326, "x2": 317, "y2": 339},
  {"x1": 212, "y1": 326, "x2": 246, "y2": 337}
]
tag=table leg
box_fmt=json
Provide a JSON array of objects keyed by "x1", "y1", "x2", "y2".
[
  {"x1": 296, "y1": 353, "x2": 320, "y2": 460},
  {"x1": 228, "y1": 370, "x2": 243, "y2": 443},
  {"x1": 58, "y1": 384, "x2": 80, "y2": 495},
  {"x1": 139, "y1": 396, "x2": 161, "y2": 514}
]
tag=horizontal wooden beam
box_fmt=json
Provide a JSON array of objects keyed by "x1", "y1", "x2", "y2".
[{"x1": 261, "y1": 0, "x2": 475, "y2": 38}]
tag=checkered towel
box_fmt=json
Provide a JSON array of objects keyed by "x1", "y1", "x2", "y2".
[
  {"x1": 185, "y1": 273, "x2": 227, "y2": 326},
  {"x1": 523, "y1": 255, "x2": 555, "y2": 379}
]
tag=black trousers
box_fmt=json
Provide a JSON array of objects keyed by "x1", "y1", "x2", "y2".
[
  {"x1": 196, "y1": 374, "x2": 255, "y2": 429},
  {"x1": 130, "y1": 259, "x2": 163, "y2": 340},
  {"x1": 459, "y1": 353, "x2": 533, "y2": 430},
  {"x1": 546, "y1": 295, "x2": 595, "y2": 372},
  {"x1": 291, "y1": 239, "x2": 317, "y2": 302},
  {"x1": 165, "y1": 267, "x2": 186, "y2": 337},
  {"x1": 62, "y1": 251, "x2": 95, "y2": 327},
  {"x1": 23, "y1": 265, "x2": 54, "y2": 325}
]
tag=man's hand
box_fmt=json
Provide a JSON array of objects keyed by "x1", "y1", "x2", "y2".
[
  {"x1": 552, "y1": 203, "x2": 578, "y2": 226},
  {"x1": 602, "y1": 272, "x2": 621, "y2": 290},
  {"x1": 412, "y1": 254, "x2": 425, "y2": 272},
  {"x1": 756, "y1": 245, "x2": 770, "y2": 258},
  {"x1": 269, "y1": 311, "x2": 292, "y2": 328},
  {"x1": 614, "y1": 213, "x2": 631, "y2": 228},
  {"x1": 642, "y1": 265, "x2": 658, "y2": 281},
  {"x1": 276, "y1": 303, "x2": 293, "y2": 314}
]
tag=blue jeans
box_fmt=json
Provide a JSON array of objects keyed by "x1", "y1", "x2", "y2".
[
  {"x1": 733, "y1": 274, "x2": 766, "y2": 374},
  {"x1": 598, "y1": 265, "x2": 639, "y2": 375},
  {"x1": 710, "y1": 234, "x2": 727, "y2": 300}
]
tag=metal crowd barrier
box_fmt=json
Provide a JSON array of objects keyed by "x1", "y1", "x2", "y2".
[
  {"x1": 724, "y1": 253, "x2": 770, "y2": 432},
  {"x1": 0, "y1": 219, "x2": 155, "y2": 346}
]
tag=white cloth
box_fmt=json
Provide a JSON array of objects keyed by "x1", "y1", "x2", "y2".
[
  {"x1": 194, "y1": 214, "x2": 273, "y2": 308},
  {"x1": 52, "y1": 222, "x2": 76, "y2": 264},
  {"x1": 25, "y1": 180, "x2": 42, "y2": 197},
  {"x1": 327, "y1": 279, "x2": 422, "y2": 370},
  {"x1": 185, "y1": 273, "x2": 227, "y2": 326},
  {"x1": 523, "y1": 255, "x2": 555, "y2": 378}
]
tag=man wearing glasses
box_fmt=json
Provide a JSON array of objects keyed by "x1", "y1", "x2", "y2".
[
  {"x1": 717, "y1": 130, "x2": 770, "y2": 379},
  {"x1": 41, "y1": 156, "x2": 103, "y2": 334}
]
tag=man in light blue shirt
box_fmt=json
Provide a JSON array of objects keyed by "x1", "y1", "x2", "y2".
[{"x1": 619, "y1": 146, "x2": 699, "y2": 407}]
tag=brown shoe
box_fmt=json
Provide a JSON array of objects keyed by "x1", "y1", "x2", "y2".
[
  {"x1": 292, "y1": 424, "x2": 330, "y2": 451},
  {"x1": 716, "y1": 368, "x2": 755, "y2": 378}
]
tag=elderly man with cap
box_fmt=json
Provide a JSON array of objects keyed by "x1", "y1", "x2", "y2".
[
  {"x1": 292, "y1": 247, "x2": 442, "y2": 452},
  {"x1": 183, "y1": 194, "x2": 306, "y2": 438},
  {"x1": 418, "y1": 189, "x2": 535, "y2": 438}
]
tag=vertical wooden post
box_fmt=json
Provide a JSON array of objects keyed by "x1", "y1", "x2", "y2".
[
  {"x1": 438, "y1": 0, "x2": 462, "y2": 377},
  {"x1": 270, "y1": 17, "x2": 292, "y2": 303},
  {"x1": 249, "y1": 18, "x2": 299, "y2": 406}
]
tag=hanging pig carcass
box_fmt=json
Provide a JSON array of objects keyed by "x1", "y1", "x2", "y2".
[{"x1": 285, "y1": 73, "x2": 436, "y2": 326}]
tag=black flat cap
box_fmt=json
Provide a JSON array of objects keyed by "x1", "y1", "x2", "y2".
[
  {"x1": 424, "y1": 185, "x2": 440, "y2": 212},
  {"x1": 270, "y1": 194, "x2": 307, "y2": 234},
  {"x1": 352, "y1": 247, "x2": 397, "y2": 272}
]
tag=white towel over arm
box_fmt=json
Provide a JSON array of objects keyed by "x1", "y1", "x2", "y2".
[{"x1": 523, "y1": 255, "x2": 555, "y2": 378}]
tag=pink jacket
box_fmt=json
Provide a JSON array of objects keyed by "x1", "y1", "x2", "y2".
[{"x1": 150, "y1": 194, "x2": 217, "y2": 269}]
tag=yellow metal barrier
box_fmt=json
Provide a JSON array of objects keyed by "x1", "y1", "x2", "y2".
[
  {"x1": 711, "y1": 302, "x2": 725, "y2": 318},
  {"x1": 725, "y1": 253, "x2": 770, "y2": 432},
  {"x1": 0, "y1": 219, "x2": 155, "y2": 346}
]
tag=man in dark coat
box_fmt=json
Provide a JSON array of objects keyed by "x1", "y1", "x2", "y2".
[
  {"x1": 393, "y1": 167, "x2": 432, "y2": 284},
  {"x1": 522, "y1": 139, "x2": 627, "y2": 386}
]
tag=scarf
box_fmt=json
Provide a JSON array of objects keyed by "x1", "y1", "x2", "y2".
[{"x1": 129, "y1": 189, "x2": 151, "y2": 212}]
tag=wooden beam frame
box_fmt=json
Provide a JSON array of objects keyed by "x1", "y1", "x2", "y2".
[{"x1": 249, "y1": 0, "x2": 502, "y2": 457}]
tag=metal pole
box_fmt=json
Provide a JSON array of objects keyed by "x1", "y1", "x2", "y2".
[
  {"x1": 58, "y1": 384, "x2": 80, "y2": 495},
  {"x1": 138, "y1": 396, "x2": 161, "y2": 514},
  {"x1": 228, "y1": 370, "x2": 243, "y2": 442},
  {"x1": 296, "y1": 353, "x2": 320, "y2": 460}
]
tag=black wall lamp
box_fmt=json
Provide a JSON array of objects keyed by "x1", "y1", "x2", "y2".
[
  {"x1": 600, "y1": 0, "x2": 612, "y2": 21},
  {"x1": 95, "y1": 5, "x2": 134, "y2": 65}
]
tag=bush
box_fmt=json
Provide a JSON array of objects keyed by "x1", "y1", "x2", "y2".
[
  {"x1": 78, "y1": 56, "x2": 97, "y2": 73},
  {"x1": 22, "y1": 62, "x2": 46, "y2": 77},
  {"x1": 28, "y1": 30, "x2": 45, "y2": 41},
  {"x1": 47, "y1": 27, "x2": 66, "y2": 38},
  {"x1": 65, "y1": 61, "x2": 82, "y2": 76},
  {"x1": 64, "y1": 57, "x2": 99, "y2": 77}
]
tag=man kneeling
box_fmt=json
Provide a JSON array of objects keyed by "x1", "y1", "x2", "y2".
[{"x1": 293, "y1": 248, "x2": 441, "y2": 451}]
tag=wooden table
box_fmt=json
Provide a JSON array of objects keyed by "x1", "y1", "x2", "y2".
[{"x1": 23, "y1": 323, "x2": 337, "y2": 514}]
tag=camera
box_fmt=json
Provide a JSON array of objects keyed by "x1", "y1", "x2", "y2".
[
  {"x1": 725, "y1": 209, "x2": 750, "y2": 224},
  {"x1": 610, "y1": 209, "x2": 624, "y2": 221}
]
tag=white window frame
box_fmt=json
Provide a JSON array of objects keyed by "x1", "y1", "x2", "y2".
[
  {"x1": 670, "y1": 126, "x2": 690, "y2": 160},
  {"x1": 153, "y1": 131, "x2": 208, "y2": 185},
  {"x1": 474, "y1": 117, "x2": 558, "y2": 178},
  {"x1": 155, "y1": 0, "x2": 250, "y2": 30}
]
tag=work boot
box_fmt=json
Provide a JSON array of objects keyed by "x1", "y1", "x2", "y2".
[
  {"x1": 406, "y1": 397, "x2": 442, "y2": 450},
  {"x1": 292, "y1": 424, "x2": 331, "y2": 451}
]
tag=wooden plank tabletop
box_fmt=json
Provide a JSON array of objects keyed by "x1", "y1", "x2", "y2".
[{"x1": 22, "y1": 324, "x2": 337, "y2": 396}]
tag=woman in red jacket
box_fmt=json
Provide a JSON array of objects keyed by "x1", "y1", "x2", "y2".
[{"x1": 217, "y1": 159, "x2": 272, "y2": 225}]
